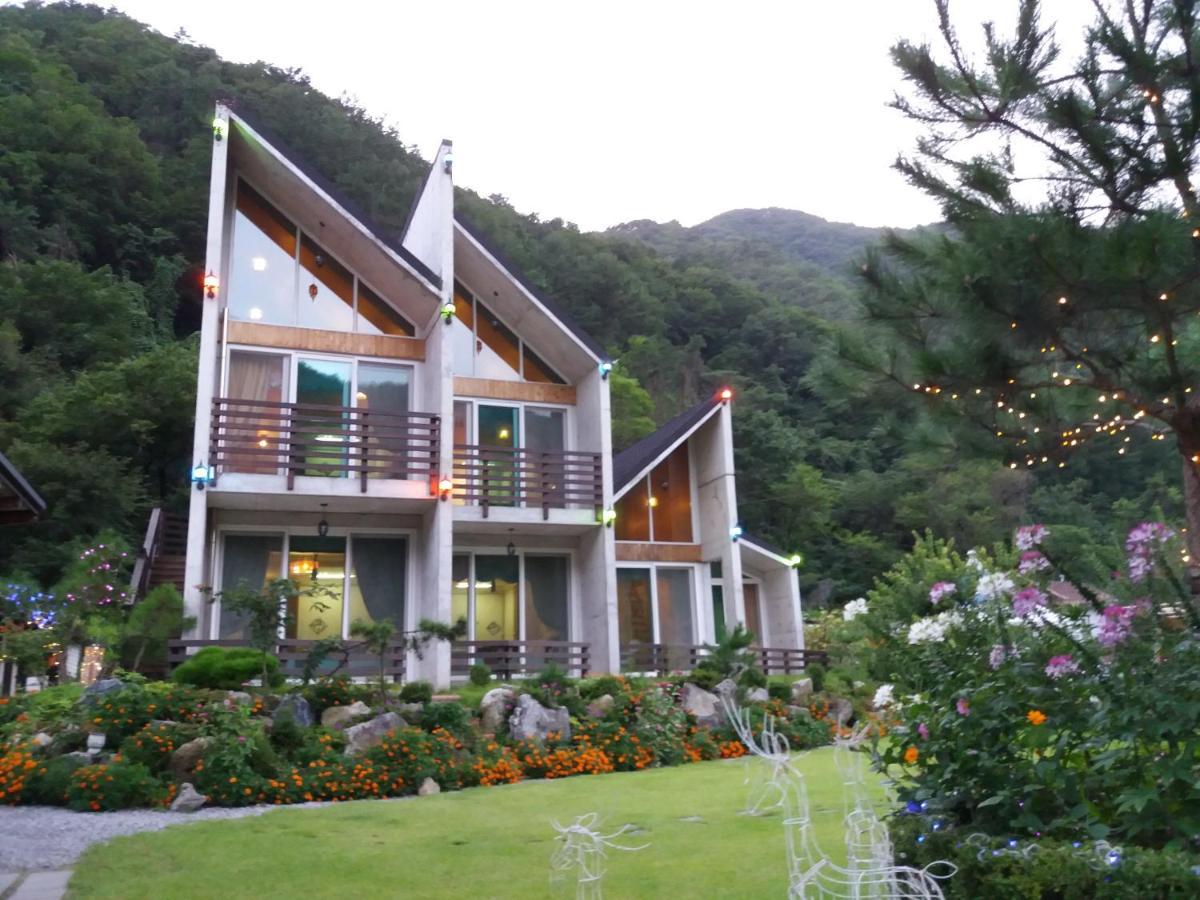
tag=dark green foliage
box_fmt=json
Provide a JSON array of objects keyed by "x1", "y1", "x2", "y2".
[
  {"x1": 696, "y1": 625, "x2": 760, "y2": 685},
  {"x1": 64, "y1": 761, "x2": 166, "y2": 811},
  {"x1": 171, "y1": 646, "x2": 282, "y2": 690},
  {"x1": 577, "y1": 675, "x2": 627, "y2": 701},
  {"x1": 686, "y1": 668, "x2": 721, "y2": 692},
  {"x1": 737, "y1": 667, "x2": 767, "y2": 690},
  {"x1": 398, "y1": 680, "x2": 433, "y2": 704},
  {"x1": 420, "y1": 702, "x2": 471, "y2": 739},
  {"x1": 468, "y1": 662, "x2": 492, "y2": 687},
  {"x1": 804, "y1": 663, "x2": 826, "y2": 693},
  {"x1": 123, "y1": 584, "x2": 194, "y2": 673},
  {"x1": 302, "y1": 676, "x2": 370, "y2": 716},
  {"x1": 767, "y1": 683, "x2": 791, "y2": 702},
  {"x1": 24, "y1": 754, "x2": 89, "y2": 806}
]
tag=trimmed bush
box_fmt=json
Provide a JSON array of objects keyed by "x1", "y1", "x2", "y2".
[
  {"x1": 421, "y1": 702, "x2": 471, "y2": 738},
  {"x1": 805, "y1": 662, "x2": 826, "y2": 693},
  {"x1": 468, "y1": 662, "x2": 492, "y2": 686},
  {"x1": 25, "y1": 754, "x2": 90, "y2": 805},
  {"x1": 302, "y1": 676, "x2": 371, "y2": 716},
  {"x1": 65, "y1": 761, "x2": 169, "y2": 811},
  {"x1": 578, "y1": 675, "x2": 627, "y2": 701},
  {"x1": 398, "y1": 680, "x2": 433, "y2": 704},
  {"x1": 172, "y1": 646, "x2": 282, "y2": 690},
  {"x1": 767, "y1": 683, "x2": 792, "y2": 702}
]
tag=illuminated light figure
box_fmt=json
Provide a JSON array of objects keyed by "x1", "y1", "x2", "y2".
[
  {"x1": 549, "y1": 813, "x2": 648, "y2": 900},
  {"x1": 722, "y1": 697, "x2": 955, "y2": 898}
]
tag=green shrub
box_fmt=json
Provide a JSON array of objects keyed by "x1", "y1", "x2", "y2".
[
  {"x1": 468, "y1": 662, "x2": 492, "y2": 686},
  {"x1": 119, "y1": 722, "x2": 196, "y2": 773},
  {"x1": 172, "y1": 647, "x2": 282, "y2": 690},
  {"x1": 578, "y1": 675, "x2": 627, "y2": 700},
  {"x1": 805, "y1": 662, "x2": 826, "y2": 693},
  {"x1": 686, "y1": 668, "x2": 721, "y2": 692},
  {"x1": 65, "y1": 761, "x2": 168, "y2": 811},
  {"x1": 738, "y1": 667, "x2": 768, "y2": 689},
  {"x1": 398, "y1": 680, "x2": 433, "y2": 704},
  {"x1": 767, "y1": 683, "x2": 791, "y2": 702},
  {"x1": 25, "y1": 754, "x2": 90, "y2": 805},
  {"x1": 302, "y1": 676, "x2": 371, "y2": 716},
  {"x1": 420, "y1": 702, "x2": 471, "y2": 739},
  {"x1": 192, "y1": 727, "x2": 278, "y2": 807}
]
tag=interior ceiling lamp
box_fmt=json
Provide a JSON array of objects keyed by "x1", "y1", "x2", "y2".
[{"x1": 317, "y1": 503, "x2": 329, "y2": 537}]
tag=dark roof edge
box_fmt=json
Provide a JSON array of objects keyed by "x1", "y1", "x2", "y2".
[
  {"x1": 453, "y1": 214, "x2": 609, "y2": 361},
  {"x1": 0, "y1": 450, "x2": 47, "y2": 515},
  {"x1": 613, "y1": 398, "x2": 721, "y2": 495},
  {"x1": 225, "y1": 103, "x2": 442, "y2": 291}
]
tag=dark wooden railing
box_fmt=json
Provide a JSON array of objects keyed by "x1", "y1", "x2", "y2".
[
  {"x1": 452, "y1": 444, "x2": 602, "y2": 518},
  {"x1": 210, "y1": 398, "x2": 440, "y2": 492},
  {"x1": 168, "y1": 638, "x2": 406, "y2": 681},
  {"x1": 619, "y1": 643, "x2": 828, "y2": 676},
  {"x1": 451, "y1": 640, "x2": 591, "y2": 679},
  {"x1": 129, "y1": 507, "x2": 163, "y2": 602}
]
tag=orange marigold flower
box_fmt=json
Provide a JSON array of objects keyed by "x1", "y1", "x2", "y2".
[
  {"x1": 1026, "y1": 709, "x2": 1047, "y2": 726},
  {"x1": 903, "y1": 746, "x2": 919, "y2": 765}
]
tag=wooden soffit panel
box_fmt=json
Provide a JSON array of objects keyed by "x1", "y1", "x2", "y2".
[
  {"x1": 453, "y1": 376, "x2": 575, "y2": 405},
  {"x1": 227, "y1": 321, "x2": 425, "y2": 361},
  {"x1": 615, "y1": 542, "x2": 704, "y2": 563}
]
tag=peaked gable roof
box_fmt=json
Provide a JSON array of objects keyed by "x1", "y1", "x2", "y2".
[
  {"x1": 0, "y1": 450, "x2": 47, "y2": 524},
  {"x1": 613, "y1": 398, "x2": 722, "y2": 497},
  {"x1": 225, "y1": 104, "x2": 441, "y2": 291}
]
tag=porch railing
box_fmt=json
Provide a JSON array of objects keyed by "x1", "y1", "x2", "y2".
[
  {"x1": 452, "y1": 444, "x2": 602, "y2": 518},
  {"x1": 167, "y1": 638, "x2": 407, "y2": 681},
  {"x1": 619, "y1": 643, "x2": 828, "y2": 676},
  {"x1": 210, "y1": 398, "x2": 440, "y2": 492},
  {"x1": 451, "y1": 640, "x2": 591, "y2": 679}
]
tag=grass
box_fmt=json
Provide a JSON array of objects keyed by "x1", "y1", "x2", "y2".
[{"x1": 70, "y1": 747, "x2": 882, "y2": 899}]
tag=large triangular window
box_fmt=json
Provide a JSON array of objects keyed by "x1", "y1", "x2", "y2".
[{"x1": 450, "y1": 280, "x2": 565, "y2": 384}]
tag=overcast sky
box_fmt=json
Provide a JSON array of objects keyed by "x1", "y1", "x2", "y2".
[{"x1": 105, "y1": 0, "x2": 1094, "y2": 232}]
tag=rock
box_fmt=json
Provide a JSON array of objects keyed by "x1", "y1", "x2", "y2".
[
  {"x1": 32, "y1": 732, "x2": 52, "y2": 748},
  {"x1": 585, "y1": 694, "x2": 614, "y2": 719},
  {"x1": 395, "y1": 703, "x2": 424, "y2": 720},
  {"x1": 417, "y1": 777, "x2": 440, "y2": 797},
  {"x1": 62, "y1": 751, "x2": 92, "y2": 764},
  {"x1": 507, "y1": 693, "x2": 571, "y2": 743},
  {"x1": 713, "y1": 679, "x2": 738, "y2": 701},
  {"x1": 344, "y1": 712, "x2": 405, "y2": 756},
  {"x1": 274, "y1": 695, "x2": 314, "y2": 728},
  {"x1": 150, "y1": 720, "x2": 182, "y2": 729},
  {"x1": 79, "y1": 678, "x2": 125, "y2": 705},
  {"x1": 680, "y1": 683, "x2": 723, "y2": 728},
  {"x1": 225, "y1": 691, "x2": 252, "y2": 707},
  {"x1": 479, "y1": 687, "x2": 515, "y2": 734},
  {"x1": 786, "y1": 705, "x2": 812, "y2": 720},
  {"x1": 170, "y1": 782, "x2": 207, "y2": 813},
  {"x1": 169, "y1": 737, "x2": 213, "y2": 782},
  {"x1": 321, "y1": 701, "x2": 371, "y2": 729},
  {"x1": 827, "y1": 697, "x2": 854, "y2": 726},
  {"x1": 746, "y1": 687, "x2": 770, "y2": 704},
  {"x1": 790, "y1": 678, "x2": 814, "y2": 702}
]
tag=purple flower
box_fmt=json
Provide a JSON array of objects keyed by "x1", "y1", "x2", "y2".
[
  {"x1": 1012, "y1": 587, "x2": 1048, "y2": 618},
  {"x1": 917, "y1": 722, "x2": 930, "y2": 740},
  {"x1": 988, "y1": 644, "x2": 1007, "y2": 669},
  {"x1": 1018, "y1": 551, "x2": 1050, "y2": 575},
  {"x1": 1098, "y1": 604, "x2": 1136, "y2": 647},
  {"x1": 1015, "y1": 524, "x2": 1049, "y2": 551},
  {"x1": 1125, "y1": 522, "x2": 1175, "y2": 582},
  {"x1": 956, "y1": 697, "x2": 970, "y2": 716},
  {"x1": 1044, "y1": 654, "x2": 1079, "y2": 679},
  {"x1": 929, "y1": 582, "x2": 956, "y2": 605}
]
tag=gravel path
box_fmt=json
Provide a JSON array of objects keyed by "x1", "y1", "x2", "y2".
[{"x1": 0, "y1": 804, "x2": 285, "y2": 871}]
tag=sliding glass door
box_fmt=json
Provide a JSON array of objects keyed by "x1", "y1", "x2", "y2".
[
  {"x1": 295, "y1": 359, "x2": 351, "y2": 476},
  {"x1": 451, "y1": 552, "x2": 570, "y2": 642}
]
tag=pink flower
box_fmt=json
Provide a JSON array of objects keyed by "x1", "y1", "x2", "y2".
[
  {"x1": 989, "y1": 644, "x2": 1007, "y2": 669},
  {"x1": 956, "y1": 697, "x2": 970, "y2": 716},
  {"x1": 1012, "y1": 587, "x2": 1048, "y2": 618},
  {"x1": 1018, "y1": 551, "x2": 1050, "y2": 574},
  {"x1": 929, "y1": 582, "x2": 956, "y2": 605},
  {"x1": 1098, "y1": 604, "x2": 1136, "y2": 647},
  {"x1": 917, "y1": 722, "x2": 930, "y2": 740},
  {"x1": 1015, "y1": 524, "x2": 1049, "y2": 551},
  {"x1": 1125, "y1": 522, "x2": 1175, "y2": 582},
  {"x1": 1044, "y1": 654, "x2": 1079, "y2": 679}
]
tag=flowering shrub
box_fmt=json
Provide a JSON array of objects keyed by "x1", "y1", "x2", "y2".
[
  {"x1": 64, "y1": 761, "x2": 170, "y2": 811},
  {"x1": 119, "y1": 722, "x2": 195, "y2": 773},
  {"x1": 869, "y1": 522, "x2": 1200, "y2": 850},
  {"x1": 0, "y1": 746, "x2": 37, "y2": 804}
]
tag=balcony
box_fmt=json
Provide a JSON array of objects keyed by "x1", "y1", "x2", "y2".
[
  {"x1": 619, "y1": 644, "x2": 827, "y2": 676},
  {"x1": 451, "y1": 639, "x2": 592, "y2": 679},
  {"x1": 210, "y1": 397, "x2": 440, "y2": 492},
  {"x1": 452, "y1": 444, "x2": 602, "y2": 519}
]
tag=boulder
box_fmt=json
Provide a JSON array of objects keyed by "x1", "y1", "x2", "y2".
[
  {"x1": 170, "y1": 783, "x2": 207, "y2": 813},
  {"x1": 827, "y1": 697, "x2": 854, "y2": 726},
  {"x1": 395, "y1": 703, "x2": 424, "y2": 720},
  {"x1": 80, "y1": 678, "x2": 125, "y2": 705},
  {"x1": 169, "y1": 737, "x2": 213, "y2": 783},
  {"x1": 321, "y1": 701, "x2": 371, "y2": 730},
  {"x1": 274, "y1": 695, "x2": 314, "y2": 728},
  {"x1": 344, "y1": 712, "x2": 405, "y2": 756},
  {"x1": 507, "y1": 693, "x2": 571, "y2": 743},
  {"x1": 585, "y1": 694, "x2": 614, "y2": 719},
  {"x1": 417, "y1": 777, "x2": 440, "y2": 797},
  {"x1": 713, "y1": 679, "x2": 738, "y2": 701},
  {"x1": 479, "y1": 687, "x2": 515, "y2": 734},
  {"x1": 746, "y1": 687, "x2": 770, "y2": 704},
  {"x1": 790, "y1": 678, "x2": 814, "y2": 703},
  {"x1": 786, "y1": 705, "x2": 813, "y2": 720},
  {"x1": 680, "y1": 683, "x2": 723, "y2": 728},
  {"x1": 32, "y1": 732, "x2": 52, "y2": 748},
  {"x1": 225, "y1": 691, "x2": 252, "y2": 707}
]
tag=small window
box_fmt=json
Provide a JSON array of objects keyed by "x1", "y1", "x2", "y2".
[{"x1": 357, "y1": 282, "x2": 414, "y2": 336}]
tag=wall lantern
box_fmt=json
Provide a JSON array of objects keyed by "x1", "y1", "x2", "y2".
[
  {"x1": 212, "y1": 116, "x2": 225, "y2": 142},
  {"x1": 598, "y1": 508, "x2": 617, "y2": 528},
  {"x1": 191, "y1": 462, "x2": 213, "y2": 491},
  {"x1": 598, "y1": 361, "x2": 614, "y2": 380},
  {"x1": 317, "y1": 503, "x2": 329, "y2": 537},
  {"x1": 203, "y1": 270, "x2": 220, "y2": 299},
  {"x1": 730, "y1": 524, "x2": 743, "y2": 542},
  {"x1": 439, "y1": 477, "x2": 454, "y2": 501},
  {"x1": 718, "y1": 387, "x2": 733, "y2": 404},
  {"x1": 506, "y1": 541, "x2": 516, "y2": 557},
  {"x1": 441, "y1": 302, "x2": 456, "y2": 324},
  {"x1": 788, "y1": 553, "x2": 804, "y2": 568}
]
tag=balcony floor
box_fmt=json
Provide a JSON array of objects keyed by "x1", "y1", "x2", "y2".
[
  {"x1": 451, "y1": 503, "x2": 600, "y2": 536},
  {"x1": 206, "y1": 472, "x2": 436, "y2": 514}
]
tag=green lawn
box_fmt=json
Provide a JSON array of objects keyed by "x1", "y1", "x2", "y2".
[{"x1": 70, "y1": 747, "x2": 884, "y2": 899}]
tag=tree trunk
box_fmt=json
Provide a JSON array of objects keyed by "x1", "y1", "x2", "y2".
[{"x1": 1178, "y1": 448, "x2": 1200, "y2": 598}]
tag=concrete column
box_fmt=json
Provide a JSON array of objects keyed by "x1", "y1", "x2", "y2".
[
  {"x1": 694, "y1": 401, "x2": 746, "y2": 631},
  {"x1": 574, "y1": 366, "x2": 617, "y2": 673}
]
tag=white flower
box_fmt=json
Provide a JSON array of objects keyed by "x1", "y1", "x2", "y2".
[
  {"x1": 842, "y1": 597, "x2": 869, "y2": 621},
  {"x1": 975, "y1": 572, "x2": 1015, "y2": 602},
  {"x1": 907, "y1": 609, "x2": 963, "y2": 645},
  {"x1": 966, "y1": 549, "x2": 986, "y2": 572},
  {"x1": 872, "y1": 683, "x2": 896, "y2": 710}
]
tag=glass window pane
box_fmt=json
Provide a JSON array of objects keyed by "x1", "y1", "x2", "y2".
[
  {"x1": 452, "y1": 555, "x2": 470, "y2": 635},
  {"x1": 617, "y1": 568, "x2": 653, "y2": 646},
  {"x1": 227, "y1": 181, "x2": 297, "y2": 326},
  {"x1": 296, "y1": 359, "x2": 351, "y2": 477},
  {"x1": 743, "y1": 582, "x2": 763, "y2": 646},
  {"x1": 615, "y1": 478, "x2": 651, "y2": 541},
  {"x1": 475, "y1": 301, "x2": 521, "y2": 380},
  {"x1": 474, "y1": 555, "x2": 518, "y2": 640},
  {"x1": 522, "y1": 345, "x2": 565, "y2": 384},
  {"x1": 358, "y1": 364, "x2": 412, "y2": 479},
  {"x1": 356, "y1": 282, "x2": 414, "y2": 336},
  {"x1": 451, "y1": 286, "x2": 475, "y2": 377},
  {"x1": 452, "y1": 402, "x2": 471, "y2": 504},
  {"x1": 711, "y1": 585, "x2": 726, "y2": 641},
  {"x1": 477, "y1": 406, "x2": 518, "y2": 506},
  {"x1": 524, "y1": 408, "x2": 564, "y2": 451},
  {"x1": 524, "y1": 556, "x2": 569, "y2": 642},
  {"x1": 286, "y1": 536, "x2": 345, "y2": 640},
  {"x1": 656, "y1": 568, "x2": 694, "y2": 646},
  {"x1": 650, "y1": 445, "x2": 693, "y2": 542},
  {"x1": 356, "y1": 364, "x2": 410, "y2": 415},
  {"x1": 296, "y1": 234, "x2": 355, "y2": 332},
  {"x1": 225, "y1": 352, "x2": 287, "y2": 475},
  {"x1": 348, "y1": 537, "x2": 406, "y2": 629},
  {"x1": 219, "y1": 534, "x2": 283, "y2": 639}
]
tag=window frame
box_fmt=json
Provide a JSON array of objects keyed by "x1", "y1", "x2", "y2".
[
  {"x1": 451, "y1": 548, "x2": 577, "y2": 643},
  {"x1": 615, "y1": 441, "x2": 700, "y2": 544},
  {"x1": 452, "y1": 280, "x2": 566, "y2": 384},
  {"x1": 614, "y1": 562, "x2": 701, "y2": 646}
]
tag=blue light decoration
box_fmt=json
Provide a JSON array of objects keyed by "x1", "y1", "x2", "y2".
[
  {"x1": 905, "y1": 801, "x2": 922, "y2": 814},
  {"x1": 1008, "y1": 839, "x2": 1019, "y2": 849},
  {"x1": 730, "y1": 524, "x2": 743, "y2": 541},
  {"x1": 191, "y1": 462, "x2": 213, "y2": 490},
  {"x1": 1105, "y1": 849, "x2": 1122, "y2": 867},
  {"x1": 598, "y1": 360, "x2": 613, "y2": 380}
]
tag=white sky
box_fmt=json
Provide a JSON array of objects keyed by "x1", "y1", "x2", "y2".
[{"x1": 103, "y1": 0, "x2": 1094, "y2": 231}]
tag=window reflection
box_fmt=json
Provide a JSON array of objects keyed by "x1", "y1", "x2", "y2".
[
  {"x1": 297, "y1": 234, "x2": 354, "y2": 332},
  {"x1": 228, "y1": 183, "x2": 297, "y2": 325}
]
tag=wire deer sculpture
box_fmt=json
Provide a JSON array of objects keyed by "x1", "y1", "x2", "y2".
[
  {"x1": 549, "y1": 813, "x2": 649, "y2": 899},
  {"x1": 722, "y1": 696, "x2": 955, "y2": 899}
]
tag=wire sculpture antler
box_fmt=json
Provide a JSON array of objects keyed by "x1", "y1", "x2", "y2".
[
  {"x1": 549, "y1": 813, "x2": 649, "y2": 899},
  {"x1": 721, "y1": 696, "x2": 956, "y2": 899}
]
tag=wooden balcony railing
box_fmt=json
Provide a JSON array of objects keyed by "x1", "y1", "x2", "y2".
[
  {"x1": 167, "y1": 638, "x2": 407, "y2": 681},
  {"x1": 619, "y1": 643, "x2": 828, "y2": 676},
  {"x1": 210, "y1": 398, "x2": 440, "y2": 492},
  {"x1": 451, "y1": 640, "x2": 591, "y2": 679},
  {"x1": 452, "y1": 444, "x2": 602, "y2": 518}
]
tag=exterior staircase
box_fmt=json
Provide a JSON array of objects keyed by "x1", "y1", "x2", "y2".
[{"x1": 130, "y1": 509, "x2": 188, "y2": 599}]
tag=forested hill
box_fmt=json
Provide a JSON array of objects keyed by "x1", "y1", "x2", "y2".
[{"x1": 0, "y1": 2, "x2": 1172, "y2": 606}]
